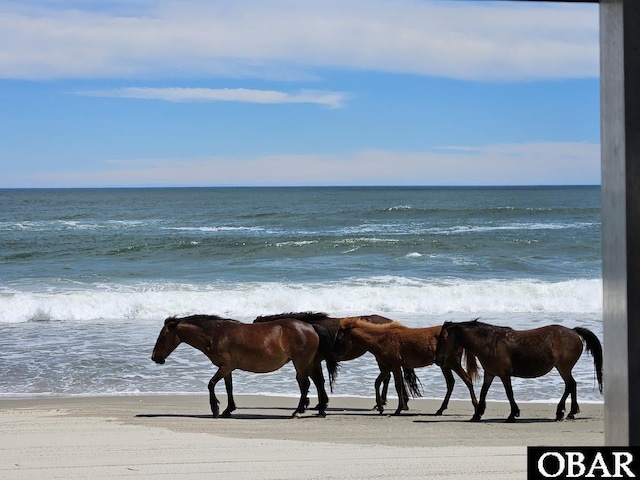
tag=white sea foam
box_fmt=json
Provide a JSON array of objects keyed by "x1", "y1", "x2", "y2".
[
  {"x1": 0, "y1": 277, "x2": 602, "y2": 324},
  {"x1": 164, "y1": 226, "x2": 266, "y2": 233},
  {"x1": 427, "y1": 222, "x2": 597, "y2": 235}
]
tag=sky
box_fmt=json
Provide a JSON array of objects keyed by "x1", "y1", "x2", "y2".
[{"x1": 0, "y1": 0, "x2": 600, "y2": 188}]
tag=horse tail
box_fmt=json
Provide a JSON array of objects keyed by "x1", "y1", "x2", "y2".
[
  {"x1": 403, "y1": 368, "x2": 423, "y2": 398},
  {"x1": 574, "y1": 327, "x2": 604, "y2": 394},
  {"x1": 312, "y1": 324, "x2": 339, "y2": 392},
  {"x1": 463, "y1": 348, "x2": 480, "y2": 381}
]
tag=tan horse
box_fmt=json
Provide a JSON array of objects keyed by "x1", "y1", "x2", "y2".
[
  {"x1": 434, "y1": 319, "x2": 603, "y2": 422},
  {"x1": 151, "y1": 314, "x2": 338, "y2": 418},
  {"x1": 336, "y1": 317, "x2": 478, "y2": 415}
]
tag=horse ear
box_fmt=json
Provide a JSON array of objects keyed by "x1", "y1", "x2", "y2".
[
  {"x1": 442, "y1": 321, "x2": 454, "y2": 331},
  {"x1": 164, "y1": 317, "x2": 180, "y2": 331}
]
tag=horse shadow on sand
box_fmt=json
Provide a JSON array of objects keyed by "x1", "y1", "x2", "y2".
[
  {"x1": 134, "y1": 405, "x2": 357, "y2": 421},
  {"x1": 134, "y1": 403, "x2": 427, "y2": 421},
  {"x1": 411, "y1": 414, "x2": 593, "y2": 425}
]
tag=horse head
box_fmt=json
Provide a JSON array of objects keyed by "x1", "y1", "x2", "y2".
[
  {"x1": 434, "y1": 321, "x2": 457, "y2": 367},
  {"x1": 435, "y1": 319, "x2": 481, "y2": 382},
  {"x1": 334, "y1": 318, "x2": 359, "y2": 357},
  {"x1": 151, "y1": 317, "x2": 182, "y2": 364}
]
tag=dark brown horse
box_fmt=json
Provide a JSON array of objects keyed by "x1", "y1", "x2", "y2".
[
  {"x1": 335, "y1": 317, "x2": 479, "y2": 415},
  {"x1": 151, "y1": 314, "x2": 338, "y2": 418},
  {"x1": 254, "y1": 312, "x2": 411, "y2": 410},
  {"x1": 434, "y1": 319, "x2": 603, "y2": 422}
]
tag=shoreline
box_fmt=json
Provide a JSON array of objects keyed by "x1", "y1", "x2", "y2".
[
  {"x1": 0, "y1": 391, "x2": 607, "y2": 404},
  {"x1": 0, "y1": 394, "x2": 604, "y2": 479}
]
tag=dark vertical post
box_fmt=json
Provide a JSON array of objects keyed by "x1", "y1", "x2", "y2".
[{"x1": 600, "y1": 0, "x2": 640, "y2": 446}]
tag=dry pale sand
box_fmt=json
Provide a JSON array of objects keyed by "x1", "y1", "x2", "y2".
[{"x1": 0, "y1": 394, "x2": 603, "y2": 480}]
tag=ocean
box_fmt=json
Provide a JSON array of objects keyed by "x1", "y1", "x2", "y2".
[{"x1": 0, "y1": 186, "x2": 603, "y2": 404}]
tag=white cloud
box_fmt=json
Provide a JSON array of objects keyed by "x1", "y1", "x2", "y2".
[
  {"x1": 1, "y1": 142, "x2": 600, "y2": 188},
  {"x1": 73, "y1": 87, "x2": 347, "y2": 107},
  {"x1": 0, "y1": 0, "x2": 599, "y2": 81}
]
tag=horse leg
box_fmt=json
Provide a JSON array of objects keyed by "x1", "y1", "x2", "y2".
[
  {"x1": 221, "y1": 373, "x2": 236, "y2": 417},
  {"x1": 556, "y1": 366, "x2": 579, "y2": 420},
  {"x1": 374, "y1": 357, "x2": 390, "y2": 408},
  {"x1": 392, "y1": 367, "x2": 406, "y2": 415},
  {"x1": 310, "y1": 362, "x2": 329, "y2": 417},
  {"x1": 555, "y1": 387, "x2": 569, "y2": 421},
  {"x1": 380, "y1": 373, "x2": 390, "y2": 407},
  {"x1": 374, "y1": 368, "x2": 390, "y2": 414},
  {"x1": 500, "y1": 375, "x2": 520, "y2": 423},
  {"x1": 400, "y1": 368, "x2": 410, "y2": 410},
  {"x1": 567, "y1": 374, "x2": 580, "y2": 420},
  {"x1": 451, "y1": 361, "x2": 478, "y2": 410},
  {"x1": 293, "y1": 369, "x2": 312, "y2": 418},
  {"x1": 436, "y1": 367, "x2": 455, "y2": 415},
  {"x1": 208, "y1": 367, "x2": 231, "y2": 418},
  {"x1": 473, "y1": 373, "x2": 494, "y2": 422}
]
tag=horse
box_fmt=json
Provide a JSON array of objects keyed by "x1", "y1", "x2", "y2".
[
  {"x1": 434, "y1": 319, "x2": 604, "y2": 422},
  {"x1": 254, "y1": 312, "x2": 412, "y2": 410},
  {"x1": 151, "y1": 314, "x2": 338, "y2": 418},
  {"x1": 335, "y1": 317, "x2": 479, "y2": 415}
]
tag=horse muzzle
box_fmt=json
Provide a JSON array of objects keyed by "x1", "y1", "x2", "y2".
[{"x1": 151, "y1": 354, "x2": 165, "y2": 364}]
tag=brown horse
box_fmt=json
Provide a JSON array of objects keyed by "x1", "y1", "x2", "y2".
[
  {"x1": 335, "y1": 317, "x2": 478, "y2": 415},
  {"x1": 151, "y1": 314, "x2": 338, "y2": 418},
  {"x1": 254, "y1": 312, "x2": 412, "y2": 410},
  {"x1": 434, "y1": 319, "x2": 603, "y2": 422}
]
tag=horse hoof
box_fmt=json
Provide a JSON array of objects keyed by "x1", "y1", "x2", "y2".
[
  {"x1": 435, "y1": 409, "x2": 444, "y2": 416},
  {"x1": 221, "y1": 410, "x2": 233, "y2": 418},
  {"x1": 470, "y1": 415, "x2": 482, "y2": 422},
  {"x1": 292, "y1": 412, "x2": 301, "y2": 419},
  {"x1": 316, "y1": 411, "x2": 327, "y2": 418},
  {"x1": 567, "y1": 413, "x2": 576, "y2": 420},
  {"x1": 506, "y1": 417, "x2": 516, "y2": 423}
]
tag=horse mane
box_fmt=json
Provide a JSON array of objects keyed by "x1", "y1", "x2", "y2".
[
  {"x1": 254, "y1": 312, "x2": 330, "y2": 324},
  {"x1": 444, "y1": 318, "x2": 512, "y2": 337},
  {"x1": 165, "y1": 314, "x2": 241, "y2": 326},
  {"x1": 340, "y1": 316, "x2": 404, "y2": 331}
]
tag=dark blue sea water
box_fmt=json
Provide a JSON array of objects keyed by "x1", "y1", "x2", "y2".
[{"x1": 0, "y1": 186, "x2": 603, "y2": 403}]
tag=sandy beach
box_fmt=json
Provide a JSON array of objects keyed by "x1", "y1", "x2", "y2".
[{"x1": 0, "y1": 394, "x2": 603, "y2": 479}]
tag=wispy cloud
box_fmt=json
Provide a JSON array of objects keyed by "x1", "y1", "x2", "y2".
[
  {"x1": 0, "y1": 0, "x2": 598, "y2": 81},
  {"x1": 1, "y1": 142, "x2": 600, "y2": 188},
  {"x1": 73, "y1": 87, "x2": 347, "y2": 108}
]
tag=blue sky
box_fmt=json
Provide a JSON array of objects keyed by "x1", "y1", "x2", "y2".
[{"x1": 0, "y1": 0, "x2": 600, "y2": 188}]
